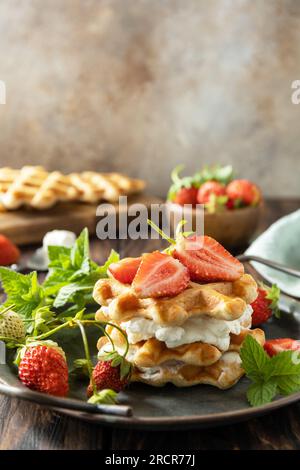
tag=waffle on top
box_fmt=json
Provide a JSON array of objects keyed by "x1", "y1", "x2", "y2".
[
  {"x1": 0, "y1": 166, "x2": 145, "y2": 210},
  {"x1": 94, "y1": 274, "x2": 258, "y2": 326}
]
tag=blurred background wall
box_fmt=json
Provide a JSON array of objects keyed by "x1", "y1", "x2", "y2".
[{"x1": 0, "y1": 0, "x2": 299, "y2": 197}]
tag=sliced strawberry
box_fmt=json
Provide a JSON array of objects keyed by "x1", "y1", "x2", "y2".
[
  {"x1": 132, "y1": 251, "x2": 190, "y2": 298},
  {"x1": 0, "y1": 235, "x2": 20, "y2": 266},
  {"x1": 108, "y1": 257, "x2": 142, "y2": 284},
  {"x1": 264, "y1": 338, "x2": 300, "y2": 357},
  {"x1": 173, "y1": 235, "x2": 244, "y2": 282},
  {"x1": 173, "y1": 187, "x2": 198, "y2": 206}
]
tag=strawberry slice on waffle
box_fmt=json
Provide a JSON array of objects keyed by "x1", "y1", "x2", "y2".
[
  {"x1": 173, "y1": 234, "x2": 244, "y2": 282},
  {"x1": 108, "y1": 257, "x2": 142, "y2": 284},
  {"x1": 132, "y1": 251, "x2": 190, "y2": 298}
]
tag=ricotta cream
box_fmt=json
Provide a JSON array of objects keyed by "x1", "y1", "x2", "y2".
[{"x1": 120, "y1": 305, "x2": 253, "y2": 351}]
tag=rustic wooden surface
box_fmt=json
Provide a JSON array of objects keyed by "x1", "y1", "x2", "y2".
[
  {"x1": 0, "y1": 193, "x2": 161, "y2": 246},
  {"x1": 0, "y1": 198, "x2": 300, "y2": 450}
]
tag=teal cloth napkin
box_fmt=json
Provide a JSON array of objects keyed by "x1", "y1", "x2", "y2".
[{"x1": 246, "y1": 209, "x2": 300, "y2": 297}]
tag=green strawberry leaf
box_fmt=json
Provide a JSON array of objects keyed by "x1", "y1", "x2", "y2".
[
  {"x1": 265, "y1": 284, "x2": 281, "y2": 319},
  {"x1": 88, "y1": 389, "x2": 118, "y2": 405}
]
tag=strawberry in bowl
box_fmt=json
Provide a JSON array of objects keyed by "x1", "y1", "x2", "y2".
[{"x1": 166, "y1": 165, "x2": 263, "y2": 248}]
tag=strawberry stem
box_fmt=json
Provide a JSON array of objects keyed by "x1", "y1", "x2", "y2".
[
  {"x1": 171, "y1": 164, "x2": 185, "y2": 185},
  {"x1": 0, "y1": 304, "x2": 16, "y2": 317},
  {"x1": 105, "y1": 321, "x2": 130, "y2": 358},
  {"x1": 147, "y1": 219, "x2": 176, "y2": 245},
  {"x1": 76, "y1": 320, "x2": 96, "y2": 394},
  {"x1": 33, "y1": 320, "x2": 71, "y2": 341},
  {"x1": 0, "y1": 335, "x2": 24, "y2": 347}
]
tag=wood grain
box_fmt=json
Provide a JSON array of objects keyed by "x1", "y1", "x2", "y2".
[
  {"x1": 0, "y1": 194, "x2": 161, "y2": 245},
  {"x1": 0, "y1": 198, "x2": 299, "y2": 450}
]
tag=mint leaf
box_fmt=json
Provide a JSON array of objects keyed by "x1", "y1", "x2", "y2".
[
  {"x1": 0, "y1": 268, "x2": 45, "y2": 320},
  {"x1": 240, "y1": 335, "x2": 270, "y2": 381},
  {"x1": 241, "y1": 336, "x2": 300, "y2": 407},
  {"x1": 97, "y1": 250, "x2": 119, "y2": 277},
  {"x1": 247, "y1": 381, "x2": 277, "y2": 407},
  {"x1": 267, "y1": 351, "x2": 300, "y2": 395},
  {"x1": 53, "y1": 282, "x2": 93, "y2": 308},
  {"x1": 70, "y1": 228, "x2": 89, "y2": 269},
  {"x1": 47, "y1": 246, "x2": 71, "y2": 266}
]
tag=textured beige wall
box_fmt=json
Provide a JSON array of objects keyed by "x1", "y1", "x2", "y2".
[{"x1": 0, "y1": 0, "x2": 300, "y2": 196}]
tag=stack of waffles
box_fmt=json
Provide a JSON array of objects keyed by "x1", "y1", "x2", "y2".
[
  {"x1": 93, "y1": 273, "x2": 265, "y2": 389},
  {"x1": 0, "y1": 166, "x2": 145, "y2": 211}
]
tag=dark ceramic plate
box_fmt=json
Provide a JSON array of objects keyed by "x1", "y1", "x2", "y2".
[{"x1": 1, "y1": 299, "x2": 300, "y2": 430}]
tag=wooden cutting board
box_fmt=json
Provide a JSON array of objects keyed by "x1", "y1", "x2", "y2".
[{"x1": 0, "y1": 194, "x2": 162, "y2": 245}]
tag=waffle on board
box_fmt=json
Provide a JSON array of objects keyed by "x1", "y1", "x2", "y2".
[{"x1": 0, "y1": 166, "x2": 145, "y2": 211}]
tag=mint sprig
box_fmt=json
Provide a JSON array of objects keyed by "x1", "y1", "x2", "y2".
[
  {"x1": 240, "y1": 335, "x2": 300, "y2": 407},
  {"x1": 0, "y1": 228, "x2": 119, "y2": 334}
]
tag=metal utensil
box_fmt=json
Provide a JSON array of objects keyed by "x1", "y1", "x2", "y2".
[
  {"x1": 0, "y1": 380, "x2": 132, "y2": 417},
  {"x1": 237, "y1": 254, "x2": 300, "y2": 279}
]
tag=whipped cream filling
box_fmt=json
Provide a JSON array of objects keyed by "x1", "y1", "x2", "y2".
[{"x1": 120, "y1": 305, "x2": 253, "y2": 351}]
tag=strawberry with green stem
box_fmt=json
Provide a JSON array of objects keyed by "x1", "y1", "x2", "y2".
[
  {"x1": 167, "y1": 164, "x2": 234, "y2": 207},
  {"x1": 147, "y1": 219, "x2": 244, "y2": 282},
  {"x1": 74, "y1": 319, "x2": 131, "y2": 403},
  {"x1": 251, "y1": 283, "x2": 280, "y2": 326},
  {"x1": 167, "y1": 165, "x2": 199, "y2": 205}
]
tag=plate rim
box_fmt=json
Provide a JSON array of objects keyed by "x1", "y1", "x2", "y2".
[{"x1": 1, "y1": 378, "x2": 299, "y2": 429}]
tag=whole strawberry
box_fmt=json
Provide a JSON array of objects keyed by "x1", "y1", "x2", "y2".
[
  {"x1": 18, "y1": 341, "x2": 69, "y2": 397},
  {"x1": 87, "y1": 352, "x2": 131, "y2": 397},
  {"x1": 197, "y1": 181, "x2": 226, "y2": 204},
  {"x1": 0, "y1": 235, "x2": 20, "y2": 266},
  {"x1": 251, "y1": 284, "x2": 280, "y2": 326},
  {"x1": 0, "y1": 308, "x2": 25, "y2": 341},
  {"x1": 226, "y1": 179, "x2": 261, "y2": 206},
  {"x1": 173, "y1": 187, "x2": 198, "y2": 206}
]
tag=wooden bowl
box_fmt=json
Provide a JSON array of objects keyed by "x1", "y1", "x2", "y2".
[{"x1": 166, "y1": 202, "x2": 263, "y2": 249}]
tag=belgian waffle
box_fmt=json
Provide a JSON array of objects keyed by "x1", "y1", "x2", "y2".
[
  {"x1": 69, "y1": 171, "x2": 145, "y2": 203},
  {"x1": 98, "y1": 324, "x2": 264, "y2": 369},
  {"x1": 94, "y1": 274, "x2": 258, "y2": 326},
  {"x1": 1, "y1": 166, "x2": 48, "y2": 209},
  {"x1": 31, "y1": 171, "x2": 78, "y2": 209},
  {"x1": 132, "y1": 352, "x2": 245, "y2": 388},
  {"x1": 0, "y1": 166, "x2": 145, "y2": 210},
  {"x1": 93, "y1": 270, "x2": 265, "y2": 389},
  {"x1": 98, "y1": 328, "x2": 265, "y2": 388}
]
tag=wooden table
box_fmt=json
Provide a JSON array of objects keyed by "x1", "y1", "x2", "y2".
[{"x1": 0, "y1": 198, "x2": 300, "y2": 450}]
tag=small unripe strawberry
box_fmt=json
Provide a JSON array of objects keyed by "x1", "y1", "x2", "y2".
[{"x1": 0, "y1": 309, "x2": 25, "y2": 341}]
